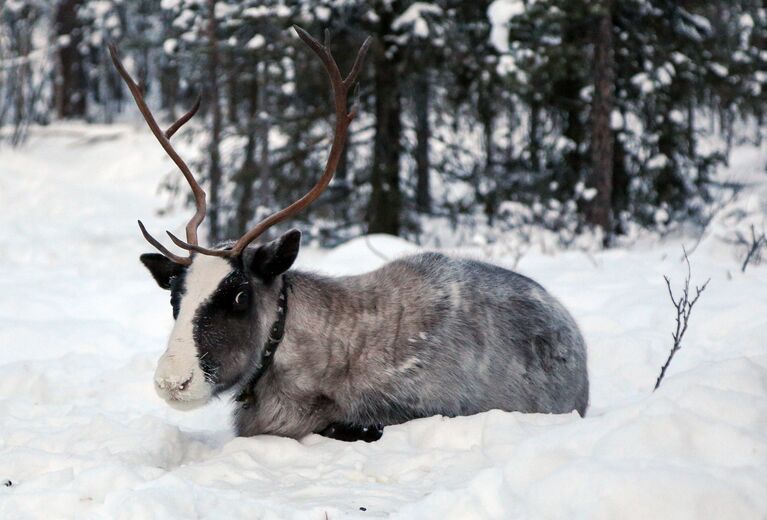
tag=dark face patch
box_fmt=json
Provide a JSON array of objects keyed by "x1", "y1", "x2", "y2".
[
  {"x1": 186, "y1": 231, "x2": 300, "y2": 393},
  {"x1": 168, "y1": 271, "x2": 188, "y2": 320},
  {"x1": 193, "y1": 262, "x2": 263, "y2": 393}
]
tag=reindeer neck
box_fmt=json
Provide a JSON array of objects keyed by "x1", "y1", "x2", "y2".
[
  {"x1": 278, "y1": 270, "x2": 382, "y2": 375},
  {"x1": 284, "y1": 269, "x2": 377, "y2": 336}
]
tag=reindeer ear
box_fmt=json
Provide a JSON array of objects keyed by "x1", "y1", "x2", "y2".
[
  {"x1": 246, "y1": 229, "x2": 301, "y2": 281},
  {"x1": 140, "y1": 254, "x2": 185, "y2": 290}
]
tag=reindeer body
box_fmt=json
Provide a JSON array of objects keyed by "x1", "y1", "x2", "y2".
[
  {"x1": 116, "y1": 28, "x2": 588, "y2": 442},
  {"x1": 233, "y1": 252, "x2": 589, "y2": 438}
]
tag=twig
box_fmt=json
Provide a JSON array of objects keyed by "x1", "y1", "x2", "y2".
[
  {"x1": 581, "y1": 248, "x2": 599, "y2": 268},
  {"x1": 740, "y1": 225, "x2": 766, "y2": 273},
  {"x1": 654, "y1": 249, "x2": 710, "y2": 391},
  {"x1": 365, "y1": 235, "x2": 390, "y2": 262}
]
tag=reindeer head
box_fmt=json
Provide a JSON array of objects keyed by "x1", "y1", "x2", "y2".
[{"x1": 110, "y1": 28, "x2": 370, "y2": 410}]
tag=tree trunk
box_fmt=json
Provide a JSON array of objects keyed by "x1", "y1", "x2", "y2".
[
  {"x1": 8, "y1": 11, "x2": 32, "y2": 144},
  {"x1": 255, "y1": 64, "x2": 271, "y2": 216},
  {"x1": 479, "y1": 90, "x2": 497, "y2": 223},
  {"x1": 414, "y1": 69, "x2": 431, "y2": 214},
  {"x1": 611, "y1": 132, "x2": 628, "y2": 233},
  {"x1": 159, "y1": 57, "x2": 179, "y2": 122},
  {"x1": 226, "y1": 53, "x2": 239, "y2": 125},
  {"x1": 687, "y1": 96, "x2": 695, "y2": 158},
  {"x1": 234, "y1": 72, "x2": 260, "y2": 236},
  {"x1": 556, "y1": 20, "x2": 587, "y2": 197},
  {"x1": 367, "y1": 30, "x2": 402, "y2": 235},
  {"x1": 207, "y1": 0, "x2": 223, "y2": 241},
  {"x1": 54, "y1": 0, "x2": 87, "y2": 118},
  {"x1": 586, "y1": 0, "x2": 615, "y2": 237},
  {"x1": 159, "y1": 9, "x2": 178, "y2": 121},
  {"x1": 529, "y1": 99, "x2": 541, "y2": 173}
]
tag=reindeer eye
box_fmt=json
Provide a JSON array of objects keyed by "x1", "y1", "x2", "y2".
[{"x1": 233, "y1": 290, "x2": 250, "y2": 310}]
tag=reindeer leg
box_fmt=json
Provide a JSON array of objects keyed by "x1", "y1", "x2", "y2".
[{"x1": 318, "y1": 423, "x2": 384, "y2": 442}]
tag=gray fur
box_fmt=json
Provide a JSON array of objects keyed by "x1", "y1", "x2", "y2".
[{"x1": 232, "y1": 251, "x2": 589, "y2": 438}]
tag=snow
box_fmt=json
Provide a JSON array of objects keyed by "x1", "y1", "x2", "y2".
[
  {"x1": 392, "y1": 3, "x2": 442, "y2": 38},
  {"x1": 739, "y1": 13, "x2": 755, "y2": 30},
  {"x1": 496, "y1": 55, "x2": 517, "y2": 77},
  {"x1": 610, "y1": 109, "x2": 624, "y2": 130},
  {"x1": 671, "y1": 51, "x2": 689, "y2": 65},
  {"x1": 669, "y1": 109, "x2": 686, "y2": 125},
  {"x1": 173, "y1": 9, "x2": 195, "y2": 30},
  {"x1": 315, "y1": 6, "x2": 331, "y2": 22},
  {"x1": 487, "y1": 0, "x2": 529, "y2": 53},
  {"x1": 242, "y1": 6, "x2": 270, "y2": 18},
  {"x1": 709, "y1": 63, "x2": 729, "y2": 78},
  {"x1": 163, "y1": 38, "x2": 178, "y2": 55},
  {"x1": 631, "y1": 72, "x2": 655, "y2": 94},
  {"x1": 574, "y1": 181, "x2": 597, "y2": 202},
  {"x1": 647, "y1": 154, "x2": 670, "y2": 169},
  {"x1": 160, "y1": 0, "x2": 181, "y2": 10},
  {"x1": 246, "y1": 35, "x2": 266, "y2": 50},
  {"x1": 687, "y1": 12, "x2": 713, "y2": 34},
  {"x1": 281, "y1": 82, "x2": 295, "y2": 96},
  {"x1": 656, "y1": 63, "x2": 674, "y2": 85},
  {"x1": 1, "y1": 123, "x2": 766, "y2": 518}
]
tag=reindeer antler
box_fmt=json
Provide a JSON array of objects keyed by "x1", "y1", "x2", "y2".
[
  {"x1": 168, "y1": 27, "x2": 372, "y2": 258},
  {"x1": 113, "y1": 27, "x2": 371, "y2": 263},
  {"x1": 108, "y1": 43, "x2": 205, "y2": 266}
]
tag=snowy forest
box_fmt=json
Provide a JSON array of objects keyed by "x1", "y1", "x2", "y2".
[
  {"x1": 3, "y1": 0, "x2": 766, "y2": 247},
  {"x1": 1, "y1": 1, "x2": 767, "y2": 518}
]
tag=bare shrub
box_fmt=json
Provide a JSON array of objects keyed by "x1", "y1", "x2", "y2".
[
  {"x1": 737, "y1": 225, "x2": 766, "y2": 273},
  {"x1": 654, "y1": 251, "x2": 710, "y2": 391}
]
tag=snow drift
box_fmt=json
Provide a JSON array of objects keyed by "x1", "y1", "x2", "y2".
[{"x1": 0, "y1": 124, "x2": 765, "y2": 519}]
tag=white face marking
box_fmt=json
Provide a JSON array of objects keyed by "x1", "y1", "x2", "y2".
[{"x1": 154, "y1": 255, "x2": 233, "y2": 410}]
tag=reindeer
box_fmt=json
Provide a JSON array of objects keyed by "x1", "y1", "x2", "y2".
[{"x1": 110, "y1": 27, "x2": 588, "y2": 442}]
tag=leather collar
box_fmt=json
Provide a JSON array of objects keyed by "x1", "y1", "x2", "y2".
[{"x1": 235, "y1": 276, "x2": 289, "y2": 407}]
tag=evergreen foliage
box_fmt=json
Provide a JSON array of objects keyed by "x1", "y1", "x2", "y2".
[{"x1": 1, "y1": 0, "x2": 765, "y2": 244}]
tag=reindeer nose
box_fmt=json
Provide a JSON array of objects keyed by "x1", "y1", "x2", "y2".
[{"x1": 155, "y1": 373, "x2": 193, "y2": 393}]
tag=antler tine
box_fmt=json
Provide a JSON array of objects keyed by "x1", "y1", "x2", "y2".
[
  {"x1": 108, "y1": 43, "x2": 207, "y2": 260},
  {"x1": 138, "y1": 221, "x2": 192, "y2": 265},
  {"x1": 343, "y1": 38, "x2": 372, "y2": 88},
  {"x1": 166, "y1": 230, "x2": 229, "y2": 256},
  {"x1": 165, "y1": 96, "x2": 201, "y2": 139},
  {"x1": 294, "y1": 26, "x2": 344, "y2": 86},
  {"x1": 223, "y1": 27, "x2": 370, "y2": 255}
]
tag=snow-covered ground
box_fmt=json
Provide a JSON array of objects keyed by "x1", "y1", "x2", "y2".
[{"x1": 1, "y1": 124, "x2": 766, "y2": 519}]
